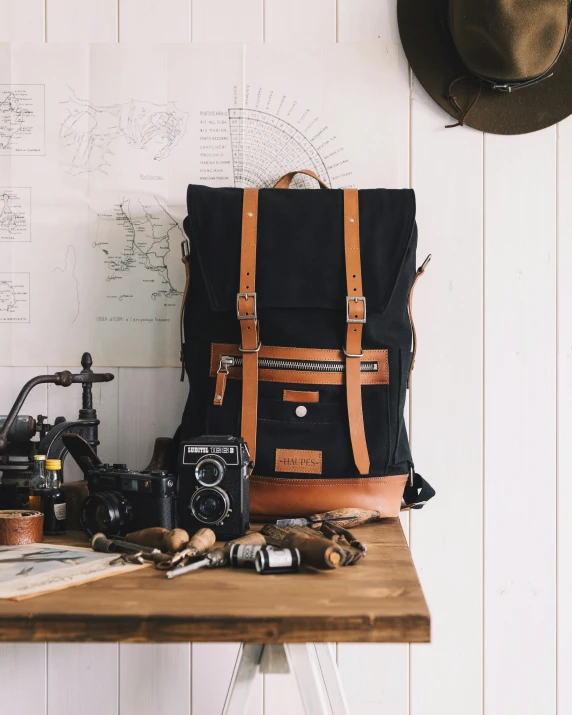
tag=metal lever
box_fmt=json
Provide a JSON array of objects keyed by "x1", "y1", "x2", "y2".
[{"x1": 0, "y1": 352, "x2": 114, "y2": 453}]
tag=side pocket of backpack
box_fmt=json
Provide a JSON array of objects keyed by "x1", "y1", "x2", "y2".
[{"x1": 393, "y1": 349, "x2": 413, "y2": 465}]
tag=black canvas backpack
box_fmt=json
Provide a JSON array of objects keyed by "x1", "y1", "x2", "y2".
[{"x1": 177, "y1": 170, "x2": 434, "y2": 518}]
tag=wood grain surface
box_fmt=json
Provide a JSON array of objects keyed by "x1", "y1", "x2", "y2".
[{"x1": 0, "y1": 519, "x2": 429, "y2": 644}]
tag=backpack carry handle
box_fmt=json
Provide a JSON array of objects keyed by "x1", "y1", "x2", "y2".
[{"x1": 273, "y1": 170, "x2": 330, "y2": 189}]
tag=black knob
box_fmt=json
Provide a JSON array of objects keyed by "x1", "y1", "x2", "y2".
[{"x1": 112, "y1": 463, "x2": 128, "y2": 471}]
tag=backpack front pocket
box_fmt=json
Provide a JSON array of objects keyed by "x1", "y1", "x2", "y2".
[{"x1": 207, "y1": 343, "x2": 391, "y2": 478}]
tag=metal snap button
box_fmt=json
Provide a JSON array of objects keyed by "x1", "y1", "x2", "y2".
[{"x1": 295, "y1": 406, "x2": 308, "y2": 417}]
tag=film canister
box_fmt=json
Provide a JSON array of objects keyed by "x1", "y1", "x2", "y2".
[
  {"x1": 254, "y1": 546, "x2": 301, "y2": 574},
  {"x1": 230, "y1": 542, "x2": 265, "y2": 567}
]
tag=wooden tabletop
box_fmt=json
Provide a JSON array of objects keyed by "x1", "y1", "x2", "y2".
[{"x1": 0, "y1": 519, "x2": 429, "y2": 644}]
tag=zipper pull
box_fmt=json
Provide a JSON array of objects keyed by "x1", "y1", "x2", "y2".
[{"x1": 213, "y1": 357, "x2": 233, "y2": 407}]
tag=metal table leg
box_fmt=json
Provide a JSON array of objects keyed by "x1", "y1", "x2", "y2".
[{"x1": 222, "y1": 643, "x2": 350, "y2": 715}]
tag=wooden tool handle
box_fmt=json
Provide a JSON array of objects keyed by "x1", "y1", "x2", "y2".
[
  {"x1": 125, "y1": 528, "x2": 169, "y2": 550},
  {"x1": 261, "y1": 524, "x2": 342, "y2": 569},
  {"x1": 164, "y1": 528, "x2": 190, "y2": 554},
  {"x1": 310, "y1": 508, "x2": 381, "y2": 529},
  {"x1": 223, "y1": 532, "x2": 266, "y2": 553},
  {"x1": 187, "y1": 528, "x2": 216, "y2": 557},
  {"x1": 125, "y1": 528, "x2": 191, "y2": 553}
]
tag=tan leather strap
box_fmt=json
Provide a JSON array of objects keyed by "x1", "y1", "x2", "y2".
[
  {"x1": 407, "y1": 254, "x2": 431, "y2": 388},
  {"x1": 343, "y1": 188, "x2": 370, "y2": 475},
  {"x1": 273, "y1": 170, "x2": 329, "y2": 189},
  {"x1": 179, "y1": 242, "x2": 191, "y2": 382},
  {"x1": 237, "y1": 188, "x2": 260, "y2": 463}
]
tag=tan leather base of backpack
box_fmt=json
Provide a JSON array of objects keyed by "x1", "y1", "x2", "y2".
[{"x1": 250, "y1": 474, "x2": 408, "y2": 520}]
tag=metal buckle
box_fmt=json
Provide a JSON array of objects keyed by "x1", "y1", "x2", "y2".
[
  {"x1": 343, "y1": 347, "x2": 364, "y2": 358},
  {"x1": 239, "y1": 342, "x2": 261, "y2": 354},
  {"x1": 237, "y1": 292, "x2": 258, "y2": 321},
  {"x1": 346, "y1": 296, "x2": 366, "y2": 324}
]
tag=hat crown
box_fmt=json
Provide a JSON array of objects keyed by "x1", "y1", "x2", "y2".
[{"x1": 449, "y1": 0, "x2": 569, "y2": 82}]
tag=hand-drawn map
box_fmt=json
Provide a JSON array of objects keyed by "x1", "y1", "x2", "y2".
[
  {"x1": 0, "y1": 188, "x2": 31, "y2": 241},
  {"x1": 93, "y1": 196, "x2": 183, "y2": 307},
  {"x1": 0, "y1": 85, "x2": 45, "y2": 155},
  {"x1": 0, "y1": 273, "x2": 30, "y2": 323},
  {"x1": 59, "y1": 89, "x2": 188, "y2": 175}
]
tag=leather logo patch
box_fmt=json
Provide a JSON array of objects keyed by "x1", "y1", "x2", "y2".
[{"x1": 275, "y1": 449, "x2": 322, "y2": 474}]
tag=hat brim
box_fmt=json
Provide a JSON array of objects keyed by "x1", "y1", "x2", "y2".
[{"x1": 397, "y1": 0, "x2": 572, "y2": 135}]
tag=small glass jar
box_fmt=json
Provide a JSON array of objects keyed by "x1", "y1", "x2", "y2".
[{"x1": 34, "y1": 458, "x2": 67, "y2": 536}]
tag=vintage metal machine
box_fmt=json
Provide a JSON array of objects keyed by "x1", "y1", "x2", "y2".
[{"x1": 0, "y1": 353, "x2": 114, "y2": 509}]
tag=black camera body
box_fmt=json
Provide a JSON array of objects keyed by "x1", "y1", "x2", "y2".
[
  {"x1": 80, "y1": 465, "x2": 177, "y2": 537},
  {"x1": 178, "y1": 435, "x2": 250, "y2": 540}
]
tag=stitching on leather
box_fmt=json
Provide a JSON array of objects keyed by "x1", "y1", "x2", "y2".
[{"x1": 251, "y1": 475, "x2": 407, "y2": 486}]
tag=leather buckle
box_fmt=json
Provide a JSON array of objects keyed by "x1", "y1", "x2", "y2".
[
  {"x1": 237, "y1": 292, "x2": 258, "y2": 320},
  {"x1": 346, "y1": 296, "x2": 366, "y2": 324}
]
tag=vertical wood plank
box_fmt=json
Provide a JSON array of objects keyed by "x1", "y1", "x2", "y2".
[
  {"x1": 264, "y1": 0, "x2": 336, "y2": 42},
  {"x1": 557, "y1": 114, "x2": 572, "y2": 715},
  {"x1": 117, "y1": 367, "x2": 186, "y2": 470},
  {"x1": 337, "y1": 0, "x2": 398, "y2": 43},
  {"x1": 409, "y1": 80, "x2": 484, "y2": 715},
  {"x1": 0, "y1": 644, "x2": 46, "y2": 715},
  {"x1": 117, "y1": 370, "x2": 191, "y2": 712},
  {"x1": 191, "y1": 0, "x2": 263, "y2": 42},
  {"x1": 119, "y1": 0, "x2": 190, "y2": 43},
  {"x1": 0, "y1": 0, "x2": 45, "y2": 41},
  {"x1": 47, "y1": 644, "x2": 118, "y2": 715},
  {"x1": 119, "y1": 644, "x2": 190, "y2": 715},
  {"x1": 484, "y1": 128, "x2": 557, "y2": 715},
  {"x1": 0, "y1": 368, "x2": 48, "y2": 715},
  {"x1": 326, "y1": 33, "x2": 409, "y2": 715},
  {"x1": 46, "y1": 0, "x2": 117, "y2": 42}
]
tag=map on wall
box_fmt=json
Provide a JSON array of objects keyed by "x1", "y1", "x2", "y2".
[
  {"x1": 59, "y1": 89, "x2": 188, "y2": 175},
  {"x1": 0, "y1": 84, "x2": 45, "y2": 155},
  {"x1": 0, "y1": 188, "x2": 31, "y2": 241},
  {"x1": 0, "y1": 42, "x2": 406, "y2": 366},
  {"x1": 0, "y1": 273, "x2": 30, "y2": 323}
]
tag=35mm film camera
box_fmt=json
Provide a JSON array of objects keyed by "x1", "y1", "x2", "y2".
[
  {"x1": 178, "y1": 435, "x2": 251, "y2": 540},
  {"x1": 62, "y1": 433, "x2": 177, "y2": 537}
]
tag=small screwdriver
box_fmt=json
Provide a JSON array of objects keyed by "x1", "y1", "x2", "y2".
[{"x1": 166, "y1": 532, "x2": 265, "y2": 579}]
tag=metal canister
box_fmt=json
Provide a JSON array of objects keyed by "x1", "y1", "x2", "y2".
[
  {"x1": 254, "y1": 546, "x2": 301, "y2": 574},
  {"x1": 229, "y1": 542, "x2": 265, "y2": 567}
]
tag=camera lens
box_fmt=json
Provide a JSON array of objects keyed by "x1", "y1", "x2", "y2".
[
  {"x1": 195, "y1": 457, "x2": 225, "y2": 486},
  {"x1": 190, "y1": 486, "x2": 230, "y2": 525},
  {"x1": 80, "y1": 491, "x2": 134, "y2": 537}
]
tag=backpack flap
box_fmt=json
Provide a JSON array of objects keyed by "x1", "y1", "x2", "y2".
[{"x1": 184, "y1": 184, "x2": 416, "y2": 315}]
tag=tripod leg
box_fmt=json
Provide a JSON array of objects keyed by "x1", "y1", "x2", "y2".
[{"x1": 222, "y1": 644, "x2": 263, "y2": 715}]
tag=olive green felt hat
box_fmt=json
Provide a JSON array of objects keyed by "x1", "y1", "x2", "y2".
[{"x1": 397, "y1": 0, "x2": 572, "y2": 134}]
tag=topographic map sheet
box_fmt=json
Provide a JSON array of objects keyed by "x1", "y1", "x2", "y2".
[{"x1": 0, "y1": 43, "x2": 407, "y2": 366}]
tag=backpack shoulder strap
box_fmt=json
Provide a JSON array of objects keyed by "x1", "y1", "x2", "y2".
[
  {"x1": 343, "y1": 188, "x2": 370, "y2": 475},
  {"x1": 237, "y1": 188, "x2": 260, "y2": 463}
]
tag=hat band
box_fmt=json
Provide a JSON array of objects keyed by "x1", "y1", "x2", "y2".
[{"x1": 474, "y1": 17, "x2": 571, "y2": 94}]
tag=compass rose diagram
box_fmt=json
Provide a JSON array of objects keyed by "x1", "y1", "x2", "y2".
[{"x1": 199, "y1": 88, "x2": 353, "y2": 189}]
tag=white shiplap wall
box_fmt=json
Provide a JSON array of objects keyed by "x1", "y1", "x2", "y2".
[{"x1": 0, "y1": 1, "x2": 567, "y2": 714}]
